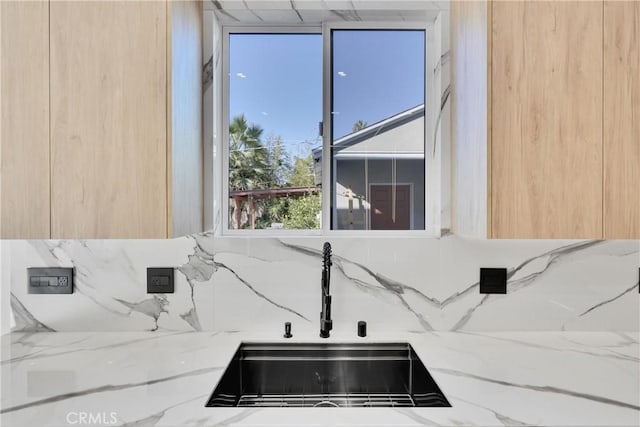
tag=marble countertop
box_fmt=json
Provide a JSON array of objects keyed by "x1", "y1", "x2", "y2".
[{"x1": 1, "y1": 331, "x2": 638, "y2": 426}]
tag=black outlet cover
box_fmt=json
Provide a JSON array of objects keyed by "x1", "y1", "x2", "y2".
[
  {"x1": 147, "y1": 268, "x2": 174, "y2": 294},
  {"x1": 480, "y1": 268, "x2": 507, "y2": 294}
]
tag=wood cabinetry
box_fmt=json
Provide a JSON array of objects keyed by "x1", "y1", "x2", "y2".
[
  {"x1": 452, "y1": 0, "x2": 639, "y2": 239},
  {"x1": 0, "y1": 0, "x2": 50, "y2": 238},
  {"x1": 0, "y1": 0, "x2": 203, "y2": 239},
  {"x1": 604, "y1": 1, "x2": 640, "y2": 239},
  {"x1": 491, "y1": 1, "x2": 604, "y2": 239},
  {"x1": 50, "y1": 1, "x2": 168, "y2": 238}
]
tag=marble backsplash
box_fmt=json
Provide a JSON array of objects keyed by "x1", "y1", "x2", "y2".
[{"x1": 2, "y1": 235, "x2": 638, "y2": 333}]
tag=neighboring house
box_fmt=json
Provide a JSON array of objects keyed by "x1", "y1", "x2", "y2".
[{"x1": 313, "y1": 105, "x2": 425, "y2": 230}]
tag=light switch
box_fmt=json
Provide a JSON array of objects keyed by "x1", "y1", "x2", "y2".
[
  {"x1": 147, "y1": 268, "x2": 174, "y2": 293},
  {"x1": 27, "y1": 268, "x2": 73, "y2": 294},
  {"x1": 479, "y1": 268, "x2": 507, "y2": 294}
]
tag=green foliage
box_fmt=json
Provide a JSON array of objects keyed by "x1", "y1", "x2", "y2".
[
  {"x1": 229, "y1": 114, "x2": 320, "y2": 230},
  {"x1": 352, "y1": 120, "x2": 368, "y2": 133},
  {"x1": 289, "y1": 155, "x2": 314, "y2": 187},
  {"x1": 229, "y1": 114, "x2": 268, "y2": 191},
  {"x1": 265, "y1": 135, "x2": 291, "y2": 187},
  {"x1": 255, "y1": 197, "x2": 289, "y2": 229},
  {"x1": 283, "y1": 194, "x2": 322, "y2": 229}
]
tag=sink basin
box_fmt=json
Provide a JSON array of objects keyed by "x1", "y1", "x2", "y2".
[{"x1": 206, "y1": 342, "x2": 450, "y2": 408}]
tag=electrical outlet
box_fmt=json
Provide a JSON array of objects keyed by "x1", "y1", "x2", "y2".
[
  {"x1": 147, "y1": 268, "x2": 174, "y2": 294},
  {"x1": 28, "y1": 268, "x2": 73, "y2": 294},
  {"x1": 479, "y1": 268, "x2": 507, "y2": 294}
]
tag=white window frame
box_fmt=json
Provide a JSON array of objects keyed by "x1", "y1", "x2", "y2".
[{"x1": 217, "y1": 21, "x2": 441, "y2": 237}]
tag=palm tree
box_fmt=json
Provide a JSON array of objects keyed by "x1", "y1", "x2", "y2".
[
  {"x1": 352, "y1": 120, "x2": 368, "y2": 133},
  {"x1": 229, "y1": 115, "x2": 268, "y2": 191}
]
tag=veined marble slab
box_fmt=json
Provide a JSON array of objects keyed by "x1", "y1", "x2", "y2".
[
  {"x1": 2, "y1": 236, "x2": 639, "y2": 332},
  {"x1": 1, "y1": 331, "x2": 638, "y2": 426}
]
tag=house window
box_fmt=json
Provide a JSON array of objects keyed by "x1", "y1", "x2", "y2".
[
  {"x1": 222, "y1": 25, "x2": 429, "y2": 234},
  {"x1": 326, "y1": 29, "x2": 425, "y2": 230},
  {"x1": 226, "y1": 31, "x2": 322, "y2": 230}
]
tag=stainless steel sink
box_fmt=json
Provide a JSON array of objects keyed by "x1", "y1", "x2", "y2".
[{"x1": 206, "y1": 343, "x2": 450, "y2": 408}]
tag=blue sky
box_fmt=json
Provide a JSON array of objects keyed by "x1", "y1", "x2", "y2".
[
  {"x1": 229, "y1": 31, "x2": 424, "y2": 157},
  {"x1": 332, "y1": 30, "x2": 425, "y2": 138}
]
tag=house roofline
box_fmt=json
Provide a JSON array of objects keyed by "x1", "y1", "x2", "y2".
[{"x1": 313, "y1": 104, "x2": 425, "y2": 156}]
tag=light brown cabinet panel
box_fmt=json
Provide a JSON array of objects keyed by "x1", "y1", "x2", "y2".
[
  {"x1": 1, "y1": 0, "x2": 204, "y2": 239},
  {"x1": 0, "y1": 0, "x2": 50, "y2": 238},
  {"x1": 490, "y1": 1, "x2": 604, "y2": 239},
  {"x1": 50, "y1": 1, "x2": 168, "y2": 238},
  {"x1": 604, "y1": 1, "x2": 640, "y2": 239}
]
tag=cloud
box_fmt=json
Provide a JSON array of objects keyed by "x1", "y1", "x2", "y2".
[
  {"x1": 236, "y1": 72, "x2": 246, "y2": 78},
  {"x1": 337, "y1": 71, "x2": 347, "y2": 77}
]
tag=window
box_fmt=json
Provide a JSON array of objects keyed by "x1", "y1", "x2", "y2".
[
  {"x1": 226, "y1": 31, "x2": 322, "y2": 230},
  {"x1": 328, "y1": 29, "x2": 425, "y2": 230},
  {"x1": 222, "y1": 24, "x2": 432, "y2": 234}
]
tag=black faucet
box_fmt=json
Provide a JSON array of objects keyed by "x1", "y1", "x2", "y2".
[{"x1": 320, "y1": 242, "x2": 333, "y2": 338}]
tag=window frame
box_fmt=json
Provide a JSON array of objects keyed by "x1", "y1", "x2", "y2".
[{"x1": 218, "y1": 21, "x2": 440, "y2": 237}]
